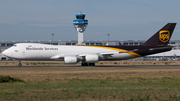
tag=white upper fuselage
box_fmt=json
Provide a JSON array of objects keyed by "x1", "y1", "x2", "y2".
[{"x1": 2, "y1": 43, "x2": 135, "y2": 61}]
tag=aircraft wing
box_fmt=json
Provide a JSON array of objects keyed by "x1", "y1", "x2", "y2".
[
  {"x1": 99, "y1": 52, "x2": 119, "y2": 58},
  {"x1": 79, "y1": 51, "x2": 123, "y2": 58},
  {"x1": 50, "y1": 54, "x2": 65, "y2": 59},
  {"x1": 50, "y1": 52, "x2": 121, "y2": 60}
]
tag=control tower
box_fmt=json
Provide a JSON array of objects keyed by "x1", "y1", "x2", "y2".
[{"x1": 73, "y1": 12, "x2": 88, "y2": 45}]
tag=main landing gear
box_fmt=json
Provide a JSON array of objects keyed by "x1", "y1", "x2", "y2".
[
  {"x1": 81, "y1": 62, "x2": 95, "y2": 66},
  {"x1": 18, "y1": 60, "x2": 22, "y2": 67}
]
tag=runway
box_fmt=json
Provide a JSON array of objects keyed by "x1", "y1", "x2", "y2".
[{"x1": 0, "y1": 65, "x2": 180, "y2": 69}]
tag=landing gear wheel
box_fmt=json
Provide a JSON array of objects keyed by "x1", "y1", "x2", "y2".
[
  {"x1": 18, "y1": 60, "x2": 22, "y2": 67},
  {"x1": 92, "y1": 63, "x2": 95, "y2": 66},
  {"x1": 81, "y1": 62, "x2": 95, "y2": 66},
  {"x1": 81, "y1": 63, "x2": 84, "y2": 66},
  {"x1": 85, "y1": 63, "x2": 88, "y2": 66},
  {"x1": 18, "y1": 63, "x2": 22, "y2": 67},
  {"x1": 81, "y1": 62, "x2": 88, "y2": 66}
]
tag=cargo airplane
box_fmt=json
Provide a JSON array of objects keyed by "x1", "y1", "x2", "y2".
[{"x1": 2, "y1": 23, "x2": 176, "y2": 66}]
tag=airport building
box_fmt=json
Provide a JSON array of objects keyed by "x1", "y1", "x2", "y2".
[{"x1": 0, "y1": 40, "x2": 179, "y2": 60}]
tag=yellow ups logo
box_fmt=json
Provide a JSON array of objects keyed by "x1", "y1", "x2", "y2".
[{"x1": 159, "y1": 30, "x2": 170, "y2": 43}]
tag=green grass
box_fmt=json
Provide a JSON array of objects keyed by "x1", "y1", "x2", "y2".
[
  {"x1": 0, "y1": 77, "x2": 180, "y2": 100},
  {"x1": 114, "y1": 62, "x2": 117, "y2": 64}
]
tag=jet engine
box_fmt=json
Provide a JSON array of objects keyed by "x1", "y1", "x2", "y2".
[
  {"x1": 64, "y1": 56, "x2": 78, "y2": 64},
  {"x1": 85, "y1": 54, "x2": 99, "y2": 63}
]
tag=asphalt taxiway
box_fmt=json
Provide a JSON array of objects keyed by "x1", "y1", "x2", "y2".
[{"x1": 0, "y1": 65, "x2": 180, "y2": 69}]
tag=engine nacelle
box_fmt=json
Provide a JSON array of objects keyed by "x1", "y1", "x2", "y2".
[
  {"x1": 85, "y1": 54, "x2": 99, "y2": 63},
  {"x1": 64, "y1": 56, "x2": 78, "y2": 64}
]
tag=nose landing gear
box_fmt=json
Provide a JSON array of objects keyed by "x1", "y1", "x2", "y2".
[{"x1": 18, "y1": 60, "x2": 22, "y2": 67}]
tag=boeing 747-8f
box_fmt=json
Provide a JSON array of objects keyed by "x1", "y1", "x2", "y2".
[{"x1": 2, "y1": 23, "x2": 176, "y2": 66}]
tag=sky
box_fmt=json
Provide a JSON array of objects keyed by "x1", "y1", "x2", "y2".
[{"x1": 0, "y1": 0, "x2": 180, "y2": 42}]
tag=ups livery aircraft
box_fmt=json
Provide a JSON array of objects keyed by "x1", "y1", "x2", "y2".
[{"x1": 2, "y1": 23, "x2": 176, "y2": 66}]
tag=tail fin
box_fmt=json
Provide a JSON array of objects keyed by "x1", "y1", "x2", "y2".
[{"x1": 141, "y1": 23, "x2": 176, "y2": 46}]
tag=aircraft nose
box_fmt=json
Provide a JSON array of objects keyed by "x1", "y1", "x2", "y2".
[{"x1": 2, "y1": 49, "x2": 11, "y2": 57}]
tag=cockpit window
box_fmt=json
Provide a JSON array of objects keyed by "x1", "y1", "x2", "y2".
[{"x1": 14, "y1": 45, "x2": 17, "y2": 47}]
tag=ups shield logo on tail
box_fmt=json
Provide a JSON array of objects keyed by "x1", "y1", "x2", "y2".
[{"x1": 159, "y1": 30, "x2": 170, "y2": 43}]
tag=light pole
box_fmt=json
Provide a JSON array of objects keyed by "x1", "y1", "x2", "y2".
[
  {"x1": 51, "y1": 33, "x2": 54, "y2": 42},
  {"x1": 107, "y1": 34, "x2": 110, "y2": 42}
]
